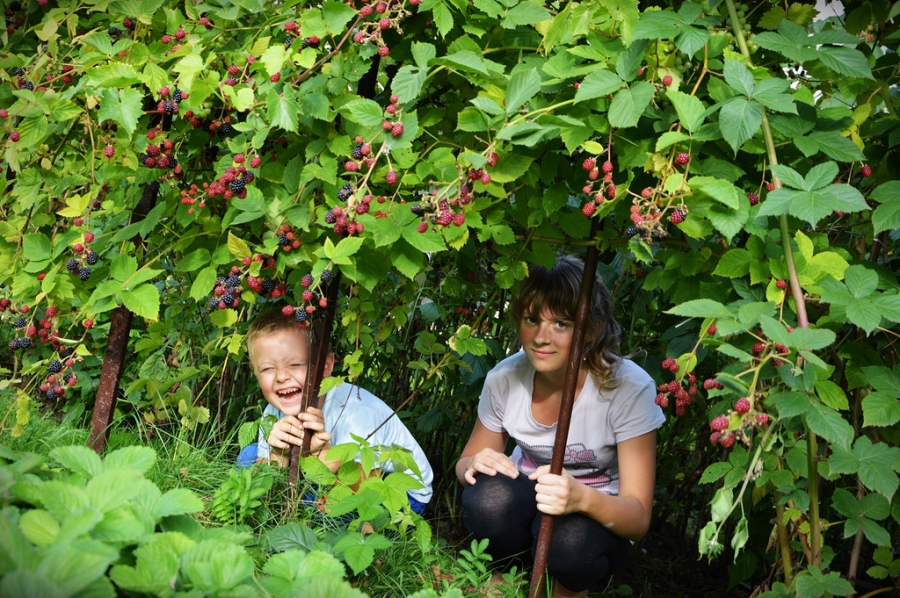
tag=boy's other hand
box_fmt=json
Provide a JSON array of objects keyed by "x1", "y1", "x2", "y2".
[{"x1": 267, "y1": 409, "x2": 332, "y2": 467}]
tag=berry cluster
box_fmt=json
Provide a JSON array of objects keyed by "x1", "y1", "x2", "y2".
[
  {"x1": 38, "y1": 348, "x2": 79, "y2": 400},
  {"x1": 207, "y1": 267, "x2": 245, "y2": 310},
  {"x1": 180, "y1": 151, "x2": 260, "y2": 215},
  {"x1": 750, "y1": 335, "x2": 791, "y2": 366},
  {"x1": 351, "y1": 0, "x2": 416, "y2": 56},
  {"x1": 709, "y1": 396, "x2": 770, "y2": 449},
  {"x1": 4, "y1": 1, "x2": 38, "y2": 36},
  {"x1": 283, "y1": 20, "x2": 319, "y2": 51},
  {"x1": 654, "y1": 358, "x2": 698, "y2": 417},
  {"x1": 273, "y1": 223, "x2": 302, "y2": 253},
  {"x1": 140, "y1": 135, "x2": 181, "y2": 172},
  {"x1": 578, "y1": 150, "x2": 618, "y2": 218},
  {"x1": 280, "y1": 268, "x2": 337, "y2": 325},
  {"x1": 64, "y1": 231, "x2": 99, "y2": 282},
  {"x1": 624, "y1": 193, "x2": 689, "y2": 240},
  {"x1": 407, "y1": 151, "x2": 494, "y2": 232},
  {"x1": 3, "y1": 302, "x2": 67, "y2": 350}
]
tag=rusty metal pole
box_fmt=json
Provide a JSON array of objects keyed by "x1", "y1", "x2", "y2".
[
  {"x1": 289, "y1": 271, "x2": 342, "y2": 487},
  {"x1": 528, "y1": 221, "x2": 601, "y2": 598},
  {"x1": 87, "y1": 181, "x2": 160, "y2": 454}
]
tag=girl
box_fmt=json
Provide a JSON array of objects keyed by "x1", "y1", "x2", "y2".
[{"x1": 455, "y1": 255, "x2": 665, "y2": 597}]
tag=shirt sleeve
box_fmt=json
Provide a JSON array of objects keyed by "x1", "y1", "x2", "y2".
[
  {"x1": 477, "y1": 369, "x2": 508, "y2": 433},
  {"x1": 609, "y1": 364, "x2": 666, "y2": 444}
]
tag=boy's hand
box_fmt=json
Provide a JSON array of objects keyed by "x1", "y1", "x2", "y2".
[{"x1": 266, "y1": 408, "x2": 332, "y2": 467}]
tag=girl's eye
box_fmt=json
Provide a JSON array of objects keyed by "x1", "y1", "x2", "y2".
[
  {"x1": 524, "y1": 315, "x2": 537, "y2": 324},
  {"x1": 555, "y1": 321, "x2": 569, "y2": 329}
]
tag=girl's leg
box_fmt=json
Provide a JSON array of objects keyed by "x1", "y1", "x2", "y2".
[
  {"x1": 531, "y1": 512, "x2": 631, "y2": 593},
  {"x1": 462, "y1": 474, "x2": 540, "y2": 569}
]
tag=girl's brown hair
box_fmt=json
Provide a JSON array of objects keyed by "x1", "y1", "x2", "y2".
[{"x1": 512, "y1": 255, "x2": 623, "y2": 389}]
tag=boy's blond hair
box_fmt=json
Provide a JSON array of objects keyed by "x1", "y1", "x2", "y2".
[{"x1": 245, "y1": 308, "x2": 329, "y2": 366}]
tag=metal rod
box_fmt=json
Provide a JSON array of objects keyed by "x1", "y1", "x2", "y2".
[
  {"x1": 289, "y1": 271, "x2": 342, "y2": 486},
  {"x1": 529, "y1": 221, "x2": 601, "y2": 598}
]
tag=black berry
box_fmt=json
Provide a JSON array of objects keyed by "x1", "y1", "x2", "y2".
[
  {"x1": 86, "y1": 252, "x2": 99, "y2": 265},
  {"x1": 48, "y1": 359, "x2": 62, "y2": 373},
  {"x1": 66, "y1": 258, "x2": 79, "y2": 272},
  {"x1": 320, "y1": 269, "x2": 333, "y2": 283},
  {"x1": 225, "y1": 274, "x2": 241, "y2": 288},
  {"x1": 79, "y1": 267, "x2": 91, "y2": 281},
  {"x1": 295, "y1": 309, "x2": 308, "y2": 323}
]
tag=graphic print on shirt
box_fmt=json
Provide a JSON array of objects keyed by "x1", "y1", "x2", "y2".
[{"x1": 515, "y1": 440, "x2": 613, "y2": 489}]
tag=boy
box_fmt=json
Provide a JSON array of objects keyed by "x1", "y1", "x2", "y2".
[{"x1": 243, "y1": 307, "x2": 434, "y2": 513}]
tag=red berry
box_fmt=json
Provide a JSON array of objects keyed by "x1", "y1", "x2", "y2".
[
  {"x1": 861, "y1": 164, "x2": 872, "y2": 178},
  {"x1": 703, "y1": 378, "x2": 717, "y2": 390},
  {"x1": 766, "y1": 182, "x2": 775, "y2": 192},
  {"x1": 378, "y1": 45, "x2": 390, "y2": 57},
  {"x1": 751, "y1": 342, "x2": 766, "y2": 355},
  {"x1": 270, "y1": 72, "x2": 281, "y2": 83},
  {"x1": 9, "y1": 131, "x2": 20, "y2": 142},
  {"x1": 720, "y1": 434, "x2": 736, "y2": 448},
  {"x1": 601, "y1": 161, "x2": 613, "y2": 173},
  {"x1": 675, "y1": 152, "x2": 690, "y2": 165},
  {"x1": 345, "y1": 160, "x2": 359, "y2": 172},
  {"x1": 662, "y1": 75, "x2": 673, "y2": 86},
  {"x1": 233, "y1": 153, "x2": 245, "y2": 163},
  {"x1": 755, "y1": 413, "x2": 769, "y2": 425},
  {"x1": 669, "y1": 209, "x2": 685, "y2": 224},
  {"x1": 641, "y1": 187, "x2": 653, "y2": 198},
  {"x1": 174, "y1": 28, "x2": 186, "y2": 40},
  {"x1": 661, "y1": 357, "x2": 675, "y2": 370},
  {"x1": 706, "y1": 323, "x2": 717, "y2": 336},
  {"x1": 250, "y1": 156, "x2": 261, "y2": 168},
  {"x1": 582, "y1": 158, "x2": 595, "y2": 171},
  {"x1": 159, "y1": 85, "x2": 170, "y2": 98},
  {"x1": 582, "y1": 202, "x2": 596, "y2": 217},
  {"x1": 282, "y1": 305, "x2": 295, "y2": 316},
  {"x1": 775, "y1": 279, "x2": 787, "y2": 290},
  {"x1": 104, "y1": 145, "x2": 115, "y2": 158},
  {"x1": 85, "y1": 232, "x2": 95, "y2": 243},
  {"x1": 416, "y1": 221, "x2": 428, "y2": 233},
  {"x1": 83, "y1": 319, "x2": 94, "y2": 329},
  {"x1": 391, "y1": 123, "x2": 404, "y2": 137},
  {"x1": 379, "y1": 17, "x2": 391, "y2": 29},
  {"x1": 746, "y1": 192, "x2": 759, "y2": 206},
  {"x1": 480, "y1": 172, "x2": 491, "y2": 185},
  {"x1": 710, "y1": 415, "x2": 728, "y2": 431},
  {"x1": 735, "y1": 397, "x2": 751, "y2": 414},
  {"x1": 386, "y1": 170, "x2": 398, "y2": 185},
  {"x1": 0, "y1": 109, "x2": 7, "y2": 118}
]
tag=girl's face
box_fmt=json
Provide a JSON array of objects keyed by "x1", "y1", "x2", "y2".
[{"x1": 518, "y1": 307, "x2": 576, "y2": 379}]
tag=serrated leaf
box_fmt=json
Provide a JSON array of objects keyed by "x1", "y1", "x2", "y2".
[
  {"x1": 501, "y1": 1, "x2": 551, "y2": 27},
  {"x1": 862, "y1": 391, "x2": 900, "y2": 427},
  {"x1": 191, "y1": 267, "x2": 218, "y2": 302},
  {"x1": 122, "y1": 284, "x2": 160, "y2": 321},
  {"x1": 807, "y1": 131, "x2": 866, "y2": 161},
  {"x1": 343, "y1": 98, "x2": 384, "y2": 127},
  {"x1": 392, "y1": 66, "x2": 426, "y2": 106},
  {"x1": 608, "y1": 81, "x2": 654, "y2": 128},
  {"x1": 667, "y1": 90, "x2": 705, "y2": 132},
  {"x1": 816, "y1": 45, "x2": 874, "y2": 80},
  {"x1": 505, "y1": 68, "x2": 541, "y2": 115},
  {"x1": 719, "y1": 97, "x2": 762, "y2": 155},
  {"x1": 49, "y1": 446, "x2": 103, "y2": 478},
  {"x1": 267, "y1": 88, "x2": 299, "y2": 133},
  {"x1": 656, "y1": 131, "x2": 690, "y2": 151},
  {"x1": 411, "y1": 42, "x2": 436, "y2": 69},
  {"x1": 724, "y1": 60, "x2": 755, "y2": 97},
  {"x1": 98, "y1": 88, "x2": 143, "y2": 137},
  {"x1": 574, "y1": 69, "x2": 624, "y2": 103},
  {"x1": 713, "y1": 249, "x2": 754, "y2": 278},
  {"x1": 806, "y1": 403, "x2": 853, "y2": 448},
  {"x1": 665, "y1": 299, "x2": 732, "y2": 319},
  {"x1": 692, "y1": 176, "x2": 740, "y2": 209}
]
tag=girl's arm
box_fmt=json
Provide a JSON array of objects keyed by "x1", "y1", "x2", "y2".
[
  {"x1": 529, "y1": 430, "x2": 657, "y2": 541},
  {"x1": 455, "y1": 418, "x2": 516, "y2": 485}
]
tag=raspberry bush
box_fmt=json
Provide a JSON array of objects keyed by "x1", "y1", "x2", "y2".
[{"x1": 1, "y1": 0, "x2": 899, "y2": 594}]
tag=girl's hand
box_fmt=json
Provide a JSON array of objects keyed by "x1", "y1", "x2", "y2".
[
  {"x1": 529, "y1": 465, "x2": 585, "y2": 516},
  {"x1": 463, "y1": 448, "x2": 519, "y2": 485}
]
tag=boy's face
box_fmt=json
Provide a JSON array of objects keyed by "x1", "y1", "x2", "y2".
[{"x1": 250, "y1": 327, "x2": 318, "y2": 416}]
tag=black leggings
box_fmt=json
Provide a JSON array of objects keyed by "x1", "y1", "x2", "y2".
[{"x1": 461, "y1": 473, "x2": 631, "y2": 592}]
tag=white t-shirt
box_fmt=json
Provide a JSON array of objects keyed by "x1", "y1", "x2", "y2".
[
  {"x1": 257, "y1": 383, "x2": 434, "y2": 503},
  {"x1": 478, "y1": 351, "x2": 665, "y2": 495}
]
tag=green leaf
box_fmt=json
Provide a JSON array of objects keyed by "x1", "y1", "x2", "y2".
[
  {"x1": 103, "y1": 445, "x2": 156, "y2": 473},
  {"x1": 411, "y1": 42, "x2": 436, "y2": 69},
  {"x1": 173, "y1": 53, "x2": 204, "y2": 92},
  {"x1": 191, "y1": 266, "x2": 218, "y2": 302},
  {"x1": 23, "y1": 233, "x2": 52, "y2": 261},
  {"x1": 724, "y1": 60, "x2": 755, "y2": 97},
  {"x1": 816, "y1": 45, "x2": 874, "y2": 80},
  {"x1": 392, "y1": 65, "x2": 426, "y2": 105},
  {"x1": 713, "y1": 249, "x2": 754, "y2": 278},
  {"x1": 158, "y1": 488, "x2": 204, "y2": 517},
  {"x1": 227, "y1": 231, "x2": 252, "y2": 260},
  {"x1": 122, "y1": 284, "x2": 160, "y2": 321},
  {"x1": 488, "y1": 155, "x2": 533, "y2": 183},
  {"x1": 50, "y1": 445, "x2": 103, "y2": 478},
  {"x1": 331, "y1": 236, "x2": 364, "y2": 265},
  {"x1": 209, "y1": 308, "x2": 238, "y2": 328},
  {"x1": 692, "y1": 176, "x2": 740, "y2": 209},
  {"x1": 501, "y1": 1, "x2": 551, "y2": 27},
  {"x1": 854, "y1": 436, "x2": 900, "y2": 501},
  {"x1": 86, "y1": 469, "x2": 142, "y2": 512},
  {"x1": 806, "y1": 403, "x2": 853, "y2": 449},
  {"x1": 719, "y1": 98, "x2": 762, "y2": 155},
  {"x1": 667, "y1": 90, "x2": 705, "y2": 132},
  {"x1": 574, "y1": 69, "x2": 624, "y2": 103},
  {"x1": 845, "y1": 265, "x2": 878, "y2": 298},
  {"x1": 343, "y1": 98, "x2": 384, "y2": 127},
  {"x1": 632, "y1": 9, "x2": 682, "y2": 40},
  {"x1": 806, "y1": 130, "x2": 866, "y2": 161},
  {"x1": 98, "y1": 88, "x2": 143, "y2": 137},
  {"x1": 323, "y1": 0, "x2": 357, "y2": 34},
  {"x1": 665, "y1": 299, "x2": 732, "y2": 319},
  {"x1": 268, "y1": 88, "x2": 299, "y2": 133},
  {"x1": 440, "y1": 50, "x2": 488, "y2": 75},
  {"x1": 815, "y1": 380, "x2": 849, "y2": 411},
  {"x1": 505, "y1": 68, "x2": 542, "y2": 115},
  {"x1": 19, "y1": 510, "x2": 59, "y2": 546},
  {"x1": 862, "y1": 391, "x2": 900, "y2": 428},
  {"x1": 655, "y1": 131, "x2": 690, "y2": 152},
  {"x1": 846, "y1": 298, "x2": 883, "y2": 334},
  {"x1": 182, "y1": 540, "x2": 255, "y2": 591},
  {"x1": 788, "y1": 327, "x2": 836, "y2": 351},
  {"x1": 608, "y1": 81, "x2": 654, "y2": 128}
]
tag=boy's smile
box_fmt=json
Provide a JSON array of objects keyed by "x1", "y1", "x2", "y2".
[{"x1": 250, "y1": 328, "x2": 314, "y2": 416}]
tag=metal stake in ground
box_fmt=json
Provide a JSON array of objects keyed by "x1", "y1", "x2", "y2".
[
  {"x1": 528, "y1": 223, "x2": 600, "y2": 598},
  {"x1": 289, "y1": 271, "x2": 342, "y2": 488}
]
